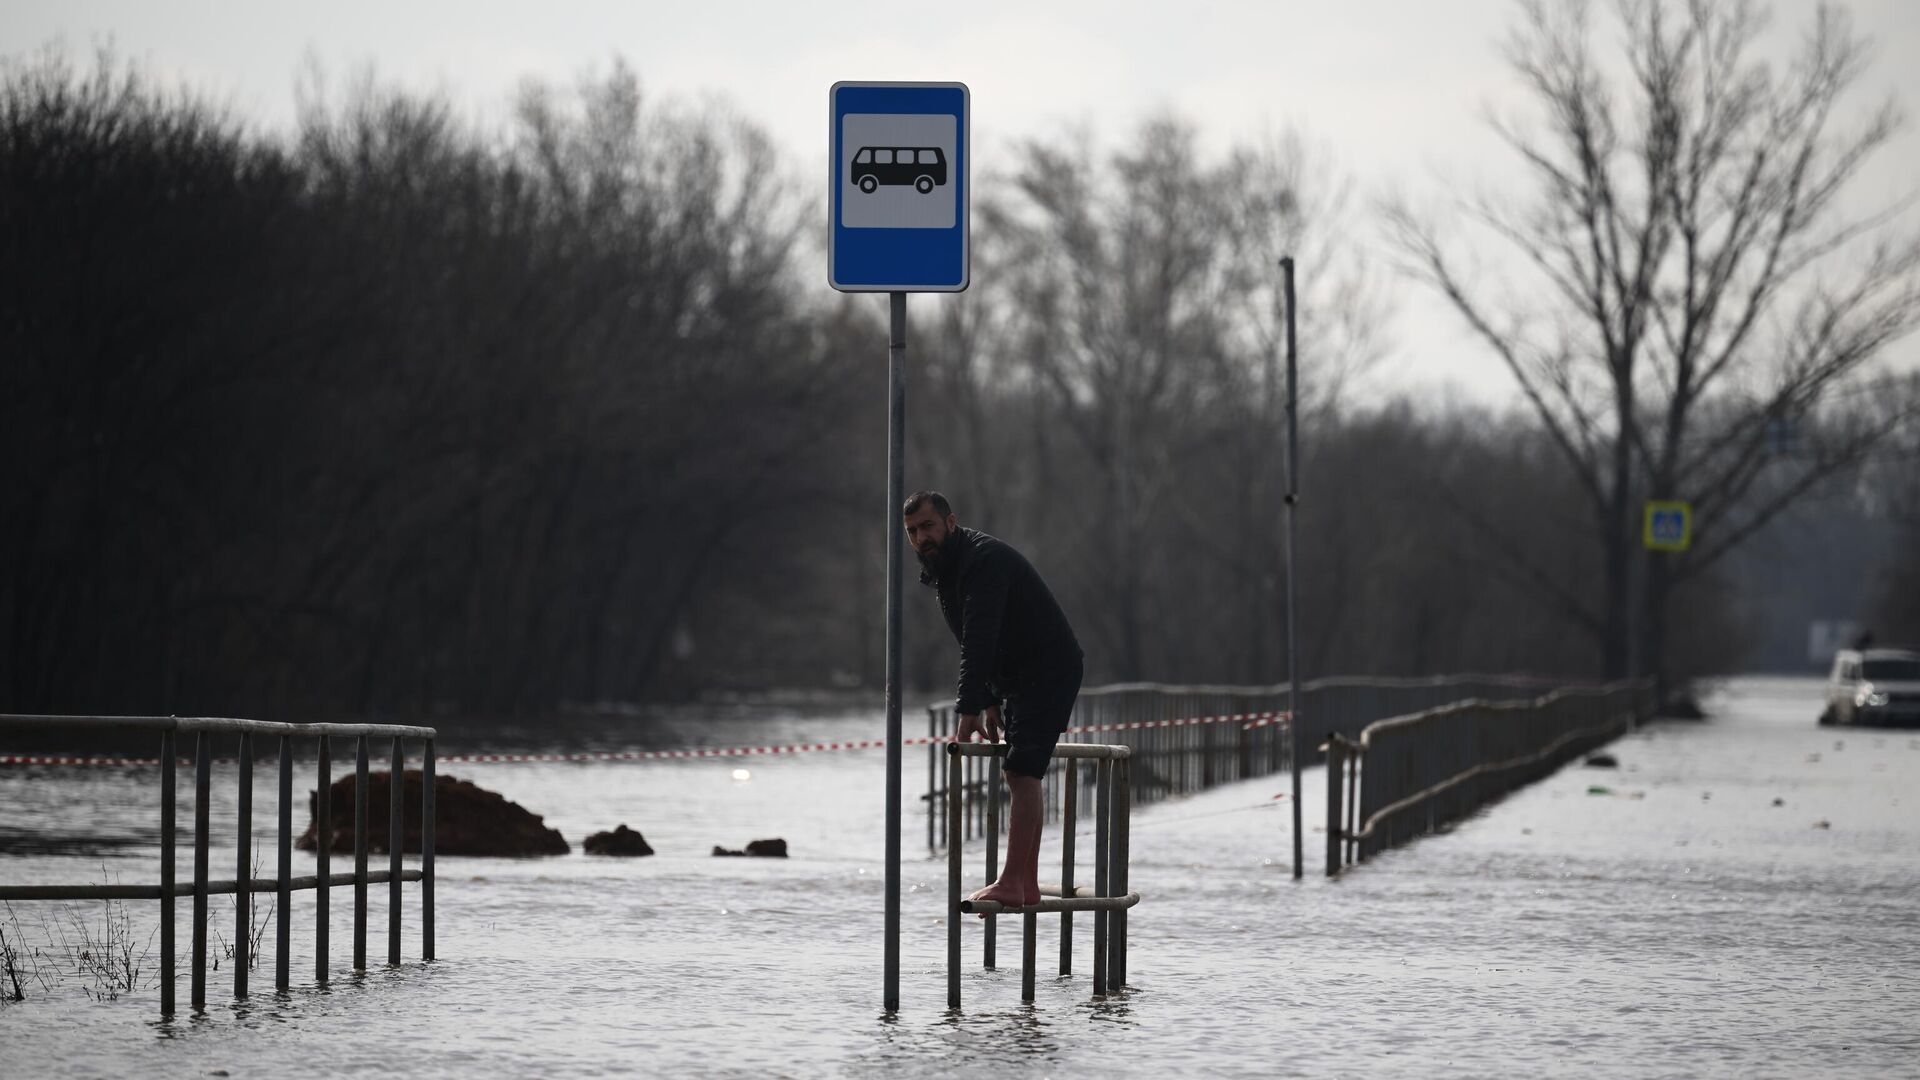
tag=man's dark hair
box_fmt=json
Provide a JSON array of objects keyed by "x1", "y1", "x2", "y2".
[{"x1": 902, "y1": 490, "x2": 952, "y2": 518}]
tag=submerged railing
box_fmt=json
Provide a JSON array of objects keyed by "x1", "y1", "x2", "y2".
[
  {"x1": 1323, "y1": 681, "x2": 1653, "y2": 875},
  {"x1": 925, "y1": 682, "x2": 1289, "y2": 854},
  {"x1": 947, "y1": 741, "x2": 1139, "y2": 1006},
  {"x1": 0, "y1": 714, "x2": 436, "y2": 1016},
  {"x1": 925, "y1": 674, "x2": 1597, "y2": 853}
]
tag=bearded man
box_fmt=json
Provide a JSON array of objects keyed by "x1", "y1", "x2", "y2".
[{"x1": 903, "y1": 490, "x2": 1083, "y2": 908}]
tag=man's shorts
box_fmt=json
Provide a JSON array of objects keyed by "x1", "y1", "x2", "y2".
[{"x1": 1001, "y1": 654, "x2": 1084, "y2": 779}]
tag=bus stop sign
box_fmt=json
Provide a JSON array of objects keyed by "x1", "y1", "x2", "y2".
[{"x1": 829, "y1": 82, "x2": 969, "y2": 292}]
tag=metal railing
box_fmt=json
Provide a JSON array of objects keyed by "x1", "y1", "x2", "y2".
[
  {"x1": 1324, "y1": 681, "x2": 1653, "y2": 875},
  {"x1": 947, "y1": 741, "x2": 1139, "y2": 1006},
  {"x1": 0, "y1": 714, "x2": 436, "y2": 1016},
  {"x1": 925, "y1": 682, "x2": 1290, "y2": 854},
  {"x1": 924, "y1": 674, "x2": 1596, "y2": 853}
]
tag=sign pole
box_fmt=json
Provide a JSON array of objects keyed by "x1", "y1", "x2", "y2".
[
  {"x1": 829, "y1": 82, "x2": 964, "y2": 1010},
  {"x1": 1280, "y1": 256, "x2": 1303, "y2": 881},
  {"x1": 883, "y1": 290, "x2": 907, "y2": 1012}
]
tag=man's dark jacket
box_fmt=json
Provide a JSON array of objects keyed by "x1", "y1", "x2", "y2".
[{"x1": 920, "y1": 527, "x2": 1081, "y2": 715}]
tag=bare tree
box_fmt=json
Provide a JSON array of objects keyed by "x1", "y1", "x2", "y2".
[
  {"x1": 1389, "y1": 0, "x2": 1920, "y2": 686},
  {"x1": 982, "y1": 118, "x2": 1386, "y2": 680}
]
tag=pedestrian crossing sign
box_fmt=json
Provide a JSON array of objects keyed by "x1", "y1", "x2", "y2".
[{"x1": 1644, "y1": 500, "x2": 1692, "y2": 551}]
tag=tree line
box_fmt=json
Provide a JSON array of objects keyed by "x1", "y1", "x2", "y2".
[{"x1": 4, "y1": 0, "x2": 1917, "y2": 722}]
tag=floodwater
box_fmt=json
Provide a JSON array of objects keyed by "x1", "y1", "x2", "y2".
[{"x1": 3, "y1": 677, "x2": 1917, "y2": 1078}]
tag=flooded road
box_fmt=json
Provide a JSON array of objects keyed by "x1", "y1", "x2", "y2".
[{"x1": 3, "y1": 676, "x2": 1917, "y2": 1077}]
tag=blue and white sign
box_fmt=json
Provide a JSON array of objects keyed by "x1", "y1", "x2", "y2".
[
  {"x1": 1643, "y1": 500, "x2": 1693, "y2": 552},
  {"x1": 829, "y1": 82, "x2": 969, "y2": 292}
]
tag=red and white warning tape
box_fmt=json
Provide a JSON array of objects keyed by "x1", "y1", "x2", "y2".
[{"x1": 1, "y1": 710, "x2": 1289, "y2": 768}]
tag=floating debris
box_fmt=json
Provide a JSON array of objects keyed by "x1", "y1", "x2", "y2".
[
  {"x1": 1587, "y1": 785, "x2": 1613, "y2": 796},
  {"x1": 1583, "y1": 752, "x2": 1619, "y2": 768},
  {"x1": 1812, "y1": 820, "x2": 1831, "y2": 830},
  {"x1": 1771, "y1": 797, "x2": 1785, "y2": 808}
]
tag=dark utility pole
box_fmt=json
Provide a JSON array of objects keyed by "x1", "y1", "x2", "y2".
[{"x1": 1280, "y1": 256, "x2": 1303, "y2": 880}]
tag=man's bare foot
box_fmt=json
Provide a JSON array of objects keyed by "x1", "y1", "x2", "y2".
[{"x1": 967, "y1": 880, "x2": 1042, "y2": 915}]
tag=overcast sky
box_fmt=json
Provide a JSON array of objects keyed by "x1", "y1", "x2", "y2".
[{"x1": 7, "y1": 0, "x2": 1918, "y2": 405}]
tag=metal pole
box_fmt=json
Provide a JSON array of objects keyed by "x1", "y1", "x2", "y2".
[
  {"x1": 1325, "y1": 737, "x2": 1344, "y2": 877},
  {"x1": 1092, "y1": 758, "x2": 1109, "y2": 998},
  {"x1": 1059, "y1": 759, "x2": 1076, "y2": 976},
  {"x1": 160, "y1": 729, "x2": 176, "y2": 1016},
  {"x1": 946, "y1": 746, "x2": 962, "y2": 1010},
  {"x1": 937, "y1": 709, "x2": 949, "y2": 850},
  {"x1": 1281, "y1": 255, "x2": 1304, "y2": 881},
  {"x1": 354, "y1": 734, "x2": 368, "y2": 971},
  {"x1": 984, "y1": 760, "x2": 998, "y2": 969},
  {"x1": 423, "y1": 739, "x2": 435, "y2": 961},
  {"x1": 234, "y1": 732, "x2": 252, "y2": 997},
  {"x1": 389, "y1": 736, "x2": 403, "y2": 966},
  {"x1": 927, "y1": 709, "x2": 936, "y2": 854},
  {"x1": 1112, "y1": 755, "x2": 1130, "y2": 989},
  {"x1": 191, "y1": 732, "x2": 210, "y2": 1010},
  {"x1": 884, "y1": 289, "x2": 907, "y2": 1014},
  {"x1": 1021, "y1": 910, "x2": 1037, "y2": 1003},
  {"x1": 1346, "y1": 750, "x2": 1360, "y2": 867},
  {"x1": 316, "y1": 734, "x2": 330, "y2": 983},
  {"x1": 276, "y1": 734, "x2": 291, "y2": 992}
]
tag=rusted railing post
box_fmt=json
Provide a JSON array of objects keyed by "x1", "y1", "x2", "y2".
[
  {"x1": 234, "y1": 731, "x2": 252, "y2": 997},
  {"x1": 191, "y1": 732, "x2": 211, "y2": 1010},
  {"x1": 160, "y1": 728, "x2": 176, "y2": 1016}
]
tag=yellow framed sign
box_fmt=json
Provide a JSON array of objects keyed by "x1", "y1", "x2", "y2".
[{"x1": 1644, "y1": 500, "x2": 1692, "y2": 551}]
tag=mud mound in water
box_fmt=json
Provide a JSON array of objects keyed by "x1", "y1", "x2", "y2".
[
  {"x1": 584, "y1": 824, "x2": 655, "y2": 856},
  {"x1": 297, "y1": 770, "x2": 569, "y2": 856}
]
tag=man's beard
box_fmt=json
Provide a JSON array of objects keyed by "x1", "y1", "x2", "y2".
[
  {"x1": 915, "y1": 529, "x2": 955, "y2": 575},
  {"x1": 915, "y1": 540, "x2": 944, "y2": 575}
]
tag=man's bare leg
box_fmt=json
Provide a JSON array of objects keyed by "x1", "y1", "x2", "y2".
[{"x1": 969, "y1": 773, "x2": 1044, "y2": 910}]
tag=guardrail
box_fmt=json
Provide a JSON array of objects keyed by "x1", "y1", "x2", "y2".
[
  {"x1": 924, "y1": 674, "x2": 1595, "y2": 853},
  {"x1": 1323, "y1": 681, "x2": 1653, "y2": 875},
  {"x1": 947, "y1": 741, "x2": 1138, "y2": 1006},
  {"x1": 0, "y1": 714, "x2": 436, "y2": 1016}
]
